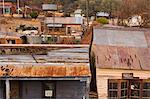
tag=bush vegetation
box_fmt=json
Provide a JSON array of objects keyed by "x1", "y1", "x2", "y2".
[
  {"x1": 96, "y1": 17, "x2": 109, "y2": 24},
  {"x1": 30, "y1": 11, "x2": 39, "y2": 19}
]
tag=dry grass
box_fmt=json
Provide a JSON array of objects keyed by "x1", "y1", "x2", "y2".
[{"x1": 0, "y1": 17, "x2": 41, "y2": 33}]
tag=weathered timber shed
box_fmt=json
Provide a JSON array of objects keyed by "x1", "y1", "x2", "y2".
[
  {"x1": 91, "y1": 27, "x2": 150, "y2": 99},
  {"x1": 0, "y1": 32, "x2": 22, "y2": 44},
  {"x1": 0, "y1": 44, "x2": 91, "y2": 99}
]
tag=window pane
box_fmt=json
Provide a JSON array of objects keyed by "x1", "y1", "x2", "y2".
[
  {"x1": 121, "y1": 90, "x2": 127, "y2": 96},
  {"x1": 143, "y1": 83, "x2": 150, "y2": 89},
  {"x1": 131, "y1": 90, "x2": 140, "y2": 96},
  {"x1": 109, "y1": 91, "x2": 118, "y2": 97},
  {"x1": 109, "y1": 83, "x2": 118, "y2": 89},
  {"x1": 121, "y1": 82, "x2": 127, "y2": 89},
  {"x1": 131, "y1": 82, "x2": 140, "y2": 89},
  {"x1": 143, "y1": 91, "x2": 150, "y2": 97}
]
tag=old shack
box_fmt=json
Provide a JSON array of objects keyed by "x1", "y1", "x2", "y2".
[
  {"x1": 92, "y1": 27, "x2": 150, "y2": 99},
  {"x1": 0, "y1": 44, "x2": 91, "y2": 99}
]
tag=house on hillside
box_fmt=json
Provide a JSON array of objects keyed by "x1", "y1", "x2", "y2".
[
  {"x1": 127, "y1": 15, "x2": 142, "y2": 27},
  {"x1": 0, "y1": 0, "x2": 16, "y2": 14},
  {"x1": 0, "y1": 32, "x2": 22, "y2": 44},
  {"x1": 74, "y1": 9, "x2": 82, "y2": 17},
  {"x1": 91, "y1": 27, "x2": 150, "y2": 99},
  {"x1": 0, "y1": 44, "x2": 91, "y2": 99},
  {"x1": 96, "y1": 12, "x2": 110, "y2": 19},
  {"x1": 42, "y1": 17, "x2": 84, "y2": 43}
]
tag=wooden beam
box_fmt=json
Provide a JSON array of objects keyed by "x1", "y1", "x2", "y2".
[
  {"x1": 5, "y1": 80, "x2": 10, "y2": 99},
  {"x1": 85, "y1": 78, "x2": 90, "y2": 99}
]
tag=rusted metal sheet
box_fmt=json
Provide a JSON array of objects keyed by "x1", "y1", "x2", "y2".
[
  {"x1": 128, "y1": 48, "x2": 141, "y2": 70},
  {"x1": 137, "y1": 48, "x2": 150, "y2": 70},
  {"x1": 118, "y1": 47, "x2": 130, "y2": 69},
  {"x1": 93, "y1": 45, "x2": 150, "y2": 70},
  {"x1": 0, "y1": 64, "x2": 90, "y2": 77},
  {"x1": 108, "y1": 46, "x2": 119, "y2": 69},
  {"x1": 0, "y1": 45, "x2": 90, "y2": 77},
  {"x1": 95, "y1": 46, "x2": 111, "y2": 68},
  {"x1": 0, "y1": 44, "x2": 89, "y2": 55},
  {"x1": 93, "y1": 28, "x2": 150, "y2": 70}
]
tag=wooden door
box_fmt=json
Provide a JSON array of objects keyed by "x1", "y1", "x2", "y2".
[{"x1": 10, "y1": 81, "x2": 20, "y2": 99}]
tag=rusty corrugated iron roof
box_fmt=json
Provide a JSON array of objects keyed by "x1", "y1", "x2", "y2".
[
  {"x1": 93, "y1": 45, "x2": 150, "y2": 70},
  {"x1": 92, "y1": 27, "x2": 150, "y2": 70},
  {"x1": 0, "y1": 64, "x2": 90, "y2": 77},
  {"x1": 0, "y1": 44, "x2": 90, "y2": 77}
]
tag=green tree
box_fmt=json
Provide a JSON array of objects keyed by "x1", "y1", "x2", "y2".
[
  {"x1": 118, "y1": 0, "x2": 150, "y2": 27},
  {"x1": 30, "y1": 11, "x2": 39, "y2": 19}
]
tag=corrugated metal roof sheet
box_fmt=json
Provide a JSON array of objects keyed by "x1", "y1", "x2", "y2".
[
  {"x1": 93, "y1": 45, "x2": 150, "y2": 70},
  {"x1": 93, "y1": 29, "x2": 149, "y2": 48},
  {"x1": 45, "y1": 17, "x2": 83, "y2": 25},
  {"x1": 0, "y1": 45, "x2": 90, "y2": 77},
  {"x1": 92, "y1": 27, "x2": 150, "y2": 70},
  {"x1": 0, "y1": 64, "x2": 90, "y2": 77},
  {"x1": 0, "y1": 32, "x2": 21, "y2": 39}
]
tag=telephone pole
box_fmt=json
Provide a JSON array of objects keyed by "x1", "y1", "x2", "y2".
[
  {"x1": 86, "y1": 0, "x2": 89, "y2": 30},
  {"x1": 3, "y1": 0, "x2": 5, "y2": 15},
  {"x1": 17, "y1": 0, "x2": 20, "y2": 15}
]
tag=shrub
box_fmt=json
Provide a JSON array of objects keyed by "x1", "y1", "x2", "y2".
[
  {"x1": 30, "y1": 11, "x2": 39, "y2": 19},
  {"x1": 96, "y1": 17, "x2": 109, "y2": 24}
]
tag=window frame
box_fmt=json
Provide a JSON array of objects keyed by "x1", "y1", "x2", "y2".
[
  {"x1": 108, "y1": 79, "x2": 150, "y2": 99},
  {"x1": 142, "y1": 80, "x2": 150, "y2": 99}
]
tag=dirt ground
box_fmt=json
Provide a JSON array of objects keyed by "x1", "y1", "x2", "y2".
[{"x1": 0, "y1": 17, "x2": 42, "y2": 33}]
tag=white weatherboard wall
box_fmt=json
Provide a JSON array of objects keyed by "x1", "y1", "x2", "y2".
[
  {"x1": 96, "y1": 69, "x2": 150, "y2": 99},
  {"x1": 97, "y1": 76, "x2": 108, "y2": 99}
]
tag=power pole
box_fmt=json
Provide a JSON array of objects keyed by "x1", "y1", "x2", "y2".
[
  {"x1": 17, "y1": 0, "x2": 20, "y2": 15},
  {"x1": 3, "y1": 0, "x2": 5, "y2": 15},
  {"x1": 86, "y1": 0, "x2": 89, "y2": 30}
]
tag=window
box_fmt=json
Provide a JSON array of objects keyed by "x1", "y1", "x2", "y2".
[
  {"x1": 43, "y1": 82, "x2": 56, "y2": 99},
  {"x1": 121, "y1": 82, "x2": 128, "y2": 99},
  {"x1": 5, "y1": 8, "x2": 10, "y2": 14},
  {"x1": 108, "y1": 80, "x2": 118, "y2": 99},
  {"x1": 108, "y1": 79, "x2": 150, "y2": 99},
  {"x1": 108, "y1": 80, "x2": 128, "y2": 99},
  {"x1": 143, "y1": 81, "x2": 150, "y2": 99},
  {"x1": 130, "y1": 81, "x2": 141, "y2": 99},
  {"x1": 7, "y1": 40, "x2": 16, "y2": 44}
]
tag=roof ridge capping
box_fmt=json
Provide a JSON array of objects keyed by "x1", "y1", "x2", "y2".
[{"x1": 94, "y1": 25, "x2": 150, "y2": 31}]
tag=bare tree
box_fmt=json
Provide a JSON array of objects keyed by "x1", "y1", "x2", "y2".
[{"x1": 118, "y1": 0, "x2": 150, "y2": 27}]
